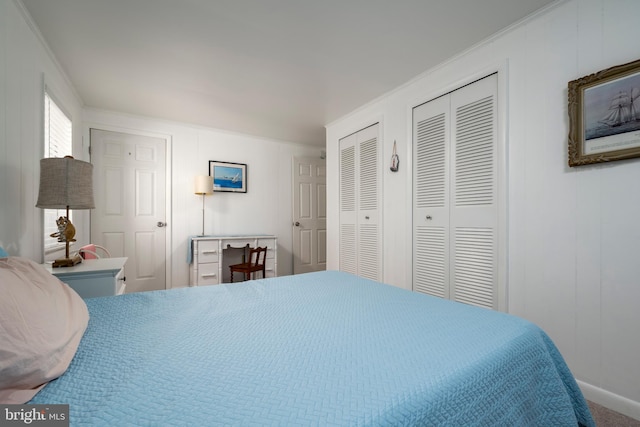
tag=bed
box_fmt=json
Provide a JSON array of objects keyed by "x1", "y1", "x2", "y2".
[{"x1": 15, "y1": 266, "x2": 593, "y2": 425}]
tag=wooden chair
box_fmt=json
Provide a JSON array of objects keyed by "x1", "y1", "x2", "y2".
[{"x1": 229, "y1": 246, "x2": 267, "y2": 282}]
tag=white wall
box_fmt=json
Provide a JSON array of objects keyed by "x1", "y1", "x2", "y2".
[
  {"x1": 83, "y1": 108, "x2": 322, "y2": 288},
  {"x1": 0, "y1": 0, "x2": 322, "y2": 285},
  {"x1": 326, "y1": 0, "x2": 640, "y2": 419},
  {"x1": 0, "y1": 0, "x2": 88, "y2": 260}
]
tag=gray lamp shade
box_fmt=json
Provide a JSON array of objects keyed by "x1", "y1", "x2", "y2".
[{"x1": 36, "y1": 157, "x2": 95, "y2": 209}]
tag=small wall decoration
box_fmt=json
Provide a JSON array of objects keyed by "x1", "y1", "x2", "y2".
[
  {"x1": 209, "y1": 160, "x2": 247, "y2": 193},
  {"x1": 568, "y1": 58, "x2": 640, "y2": 167},
  {"x1": 390, "y1": 140, "x2": 399, "y2": 172}
]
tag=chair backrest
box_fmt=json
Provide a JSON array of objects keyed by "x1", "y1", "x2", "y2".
[
  {"x1": 78, "y1": 244, "x2": 111, "y2": 259},
  {"x1": 248, "y1": 247, "x2": 267, "y2": 267}
]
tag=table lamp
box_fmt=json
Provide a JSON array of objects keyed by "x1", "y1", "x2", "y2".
[
  {"x1": 36, "y1": 156, "x2": 95, "y2": 267},
  {"x1": 194, "y1": 175, "x2": 213, "y2": 236}
]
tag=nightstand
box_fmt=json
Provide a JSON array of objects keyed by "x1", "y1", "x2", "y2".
[{"x1": 43, "y1": 257, "x2": 127, "y2": 298}]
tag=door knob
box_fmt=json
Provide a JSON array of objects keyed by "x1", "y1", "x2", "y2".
[
  {"x1": 157, "y1": 221, "x2": 167, "y2": 227},
  {"x1": 294, "y1": 221, "x2": 300, "y2": 226}
]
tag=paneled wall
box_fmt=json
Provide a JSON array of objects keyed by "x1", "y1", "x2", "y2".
[
  {"x1": 326, "y1": 0, "x2": 640, "y2": 419},
  {"x1": 84, "y1": 108, "x2": 321, "y2": 287},
  {"x1": 0, "y1": 0, "x2": 322, "y2": 285},
  {"x1": 0, "y1": 0, "x2": 87, "y2": 260}
]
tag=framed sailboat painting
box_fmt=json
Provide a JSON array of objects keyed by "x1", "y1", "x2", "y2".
[
  {"x1": 568, "y1": 58, "x2": 640, "y2": 166},
  {"x1": 209, "y1": 160, "x2": 247, "y2": 193}
]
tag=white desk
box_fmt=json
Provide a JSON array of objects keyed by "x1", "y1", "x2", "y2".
[
  {"x1": 189, "y1": 235, "x2": 277, "y2": 286},
  {"x1": 44, "y1": 257, "x2": 127, "y2": 298}
]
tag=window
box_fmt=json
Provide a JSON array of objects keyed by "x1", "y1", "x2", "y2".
[{"x1": 43, "y1": 91, "x2": 73, "y2": 253}]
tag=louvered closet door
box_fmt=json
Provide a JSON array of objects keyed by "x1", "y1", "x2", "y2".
[
  {"x1": 413, "y1": 95, "x2": 451, "y2": 298},
  {"x1": 450, "y1": 76, "x2": 498, "y2": 308},
  {"x1": 339, "y1": 124, "x2": 381, "y2": 281},
  {"x1": 356, "y1": 124, "x2": 381, "y2": 281},
  {"x1": 413, "y1": 74, "x2": 498, "y2": 309},
  {"x1": 339, "y1": 133, "x2": 358, "y2": 275}
]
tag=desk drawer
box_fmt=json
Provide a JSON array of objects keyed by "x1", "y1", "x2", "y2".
[
  {"x1": 197, "y1": 241, "x2": 220, "y2": 264},
  {"x1": 221, "y1": 238, "x2": 255, "y2": 250},
  {"x1": 197, "y1": 262, "x2": 220, "y2": 285},
  {"x1": 257, "y1": 238, "x2": 276, "y2": 259},
  {"x1": 265, "y1": 259, "x2": 276, "y2": 278}
]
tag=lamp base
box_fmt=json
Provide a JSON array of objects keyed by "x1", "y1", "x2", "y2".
[{"x1": 52, "y1": 254, "x2": 83, "y2": 268}]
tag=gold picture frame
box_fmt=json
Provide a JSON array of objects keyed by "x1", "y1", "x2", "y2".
[{"x1": 568, "y1": 58, "x2": 640, "y2": 167}]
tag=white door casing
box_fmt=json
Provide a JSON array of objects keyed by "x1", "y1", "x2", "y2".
[
  {"x1": 292, "y1": 156, "x2": 327, "y2": 274},
  {"x1": 413, "y1": 74, "x2": 500, "y2": 310},
  {"x1": 90, "y1": 129, "x2": 167, "y2": 293}
]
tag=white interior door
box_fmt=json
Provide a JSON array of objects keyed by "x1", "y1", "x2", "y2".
[
  {"x1": 356, "y1": 125, "x2": 381, "y2": 281},
  {"x1": 339, "y1": 133, "x2": 357, "y2": 275},
  {"x1": 338, "y1": 124, "x2": 381, "y2": 281},
  {"x1": 449, "y1": 76, "x2": 498, "y2": 308},
  {"x1": 292, "y1": 156, "x2": 327, "y2": 274},
  {"x1": 413, "y1": 95, "x2": 451, "y2": 298},
  {"x1": 412, "y1": 74, "x2": 499, "y2": 310},
  {"x1": 90, "y1": 129, "x2": 167, "y2": 293}
]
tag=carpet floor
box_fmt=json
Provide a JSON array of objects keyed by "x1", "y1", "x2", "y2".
[{"x1": 588, "y1": 401, "x2": 640, "y2": 427}]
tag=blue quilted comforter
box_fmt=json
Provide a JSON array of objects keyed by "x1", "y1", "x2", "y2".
[{"x1": 31, "y1": 271, "x2": 594, "y2": 426}]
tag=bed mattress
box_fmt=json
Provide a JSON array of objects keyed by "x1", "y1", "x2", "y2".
[{"x1": 30, "y1": 271, "x2": 594, "y2": 426}]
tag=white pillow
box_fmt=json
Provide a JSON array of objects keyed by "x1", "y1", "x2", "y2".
[{"x1": 0, "y1": 257, "x2": 89, "y2": 404}]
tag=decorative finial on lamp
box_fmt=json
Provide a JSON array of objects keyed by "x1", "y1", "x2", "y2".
[
  {"x1": 194, "y1": 175, "x2": 213, "y2": 236},
  {"x1": 36, "y1": 156, "x2": 95, "y2": 267}
]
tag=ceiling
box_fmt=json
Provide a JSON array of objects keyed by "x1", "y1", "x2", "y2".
[{"x1": 22, "y1": 0, "x2": 556, "y2": 146}]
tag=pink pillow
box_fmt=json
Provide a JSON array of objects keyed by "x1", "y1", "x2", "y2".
[
  {"x1": 79, "y1": 244, "x2": 98, "y2": 259},
  {"x1": 0, "y1": 257, "x2": 89, "y2": 404}
]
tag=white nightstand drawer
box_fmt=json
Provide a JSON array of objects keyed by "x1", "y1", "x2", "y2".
[{"x1": 44, "y1": 257, "x2": 128, "y2": 298}]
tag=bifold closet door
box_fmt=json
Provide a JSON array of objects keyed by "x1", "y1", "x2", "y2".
[
  {"x1": 413, "y1": 75, "x2": 498, "y2": 309},
  {"x1": 339, "y1": 124, "x2": 381, "y2": 281},
  {"x1": 413, "y1": 95, "x2": 451, "y2": 298}
]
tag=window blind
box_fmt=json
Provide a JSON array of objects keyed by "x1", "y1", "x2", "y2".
[{"x1": 43, "y1": 91, "x2": 73, "y2": 252}]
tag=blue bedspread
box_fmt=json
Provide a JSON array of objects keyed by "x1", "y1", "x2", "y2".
[{"x1": 31, "y1": 271, "x2": 594, "y2": 426}]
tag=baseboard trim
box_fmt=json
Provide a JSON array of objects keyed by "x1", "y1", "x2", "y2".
[{"x1": 578, "y1": 380, "x2": 640, "y2": 421}]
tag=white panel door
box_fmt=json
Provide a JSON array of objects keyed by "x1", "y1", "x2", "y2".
[
  {"x1": 292, "y1": 156, "x2": 327, "y2": 274},
  {"x1": 91, "y1": 129, "x2": 167, "y2": 293},
  {"x1": 413, "y1": 74, "x2": 499, "y2": 309},
  {"x1": 339, "y1": 124, "x2": 381, "y2": 281}
]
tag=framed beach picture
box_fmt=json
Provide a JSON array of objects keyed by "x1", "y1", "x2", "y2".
[
  {"x1": 568, "y1": 58, "x2": 640, "y2": 166},
  {"x1": 209, "y1": 161, "x2": 247, "y2": 193}
]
